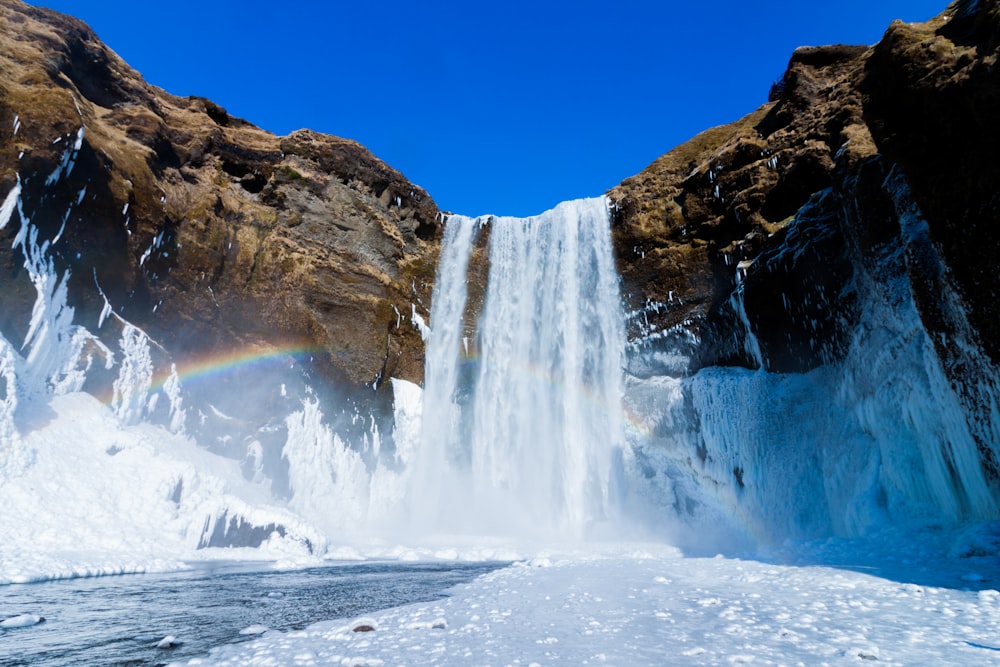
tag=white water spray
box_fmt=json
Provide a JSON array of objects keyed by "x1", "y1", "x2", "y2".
[{"x1": 412, "y1": 197, "x2": 626, "y2": 539}]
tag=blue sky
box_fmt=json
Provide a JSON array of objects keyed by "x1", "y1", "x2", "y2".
[{"x1": 38, "y1": 1, "x2": 945, "y2": 217}]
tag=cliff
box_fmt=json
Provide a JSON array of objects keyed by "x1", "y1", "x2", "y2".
[
  {"x1": 0, "y1": 0, "x2": 439, "y2": 408},
  {"x1": 610, "y1": 0, "x2": 999, "y2": 376},
  {"x1": 609, "y1": 0, "x2": 1000, "y2": 511}
]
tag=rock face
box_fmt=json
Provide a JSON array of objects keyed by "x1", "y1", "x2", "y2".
[
  {"x1": 0, "y1": 0, "x2": 439, "y2": 406},
  {"x1": 609, "y1": 0, "x2": 1000, "y2": 381},
  {"x1": 609, "y1": 41, "x2": 877, "y2": 374},
  {"x1": 609, "y1": 0, "x2": 1000, "y2": 517}
]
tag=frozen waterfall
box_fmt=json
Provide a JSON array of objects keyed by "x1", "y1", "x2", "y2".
[{"x1": 410, "y1": 197, "x2": 627, "y2": 540}]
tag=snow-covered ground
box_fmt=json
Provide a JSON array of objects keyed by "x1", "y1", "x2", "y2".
[{"x1": 173, "y1": 533, "x2": 1000, "y2": 666}]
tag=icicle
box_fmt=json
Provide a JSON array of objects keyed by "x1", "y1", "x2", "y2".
[
  {"x1": 410, "y1": 304, "x2": 431, "y2": 341},
  {"x1": 163, "y1": 364, "x2": 186, "y2": 434},
  {"x1": 0, "y1": 178, "x2": 21, "y2": 231},
  {"x1": 111, "y1": 324, "x2": 153, "y2": 425},
  {"x1": 5, "y1": 180, "x2": 110, "y2": 397},
  {"x1": 730, "y1": 265, "x2": 765, "y2": 370}
]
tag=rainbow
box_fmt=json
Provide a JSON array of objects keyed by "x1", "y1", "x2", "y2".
[
  {"x1": 98, "y1": 342, "x2": 330, "y2": 406},
  {"x1": 97, "y1": 339, "x2": 762, "y2": 541},
  {"x1": 104, "y1": 338, "x2": 661, "y2": 444},
  {"x1": 98, "y1": 335, "x2": 664, "y2": 444},
  {"x1": 155, "y1": 343, "x2": 326, "y2": 393}
]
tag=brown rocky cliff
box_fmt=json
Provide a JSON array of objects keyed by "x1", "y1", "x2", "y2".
[
  {"x1": 610, "y1": 39, "x2": 874, "y2": 374},
  {"x1": 609, "y1": 0, "x2": 1000, "y2": 379},
  {"x1": 0, "y1": 0, "x2": 439, "y2": 402}
]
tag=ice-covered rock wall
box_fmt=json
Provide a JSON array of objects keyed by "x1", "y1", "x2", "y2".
[
  {"x1": 608, "y1": 0, "x2": 1000, "y2": 549},
  {"x1": 0, "y1": 165, "x2": 341, "y2": 580},
  {"x1": 621, "y1": 159, "x2": 1000, "y2": 549}
]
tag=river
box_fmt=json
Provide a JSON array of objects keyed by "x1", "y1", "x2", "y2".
[{"x1": 0, "y1": 560, "x2": 504, "y2": 666}]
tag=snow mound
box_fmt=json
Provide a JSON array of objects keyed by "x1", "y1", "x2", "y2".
[{"x1": 0, "y1": 614, "x2": 44, "y2": 628}]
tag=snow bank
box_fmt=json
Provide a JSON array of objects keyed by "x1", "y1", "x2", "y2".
[
  {"x1": 0, "y1": 392, "x2": 322, "y2": 585},
  {"x1": 172, "y1": 534, "x2": 1000, "y2": 666}
]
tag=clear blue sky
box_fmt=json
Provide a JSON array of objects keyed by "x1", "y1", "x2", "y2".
[{"x1": 38, "y1": 1, "x2": 945, "y2": 217}]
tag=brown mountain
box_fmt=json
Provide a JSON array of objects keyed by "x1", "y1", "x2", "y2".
[
  {"x1": 606, "y1": 0, "x2": 1000, "y2": 502},
  {"x1": 0, "y1": 0, "x2": 440, "y2": 410}
]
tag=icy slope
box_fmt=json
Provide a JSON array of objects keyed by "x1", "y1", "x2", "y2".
[{"x1": 0, "y1": 391, "x2": 324, "y2": 584}]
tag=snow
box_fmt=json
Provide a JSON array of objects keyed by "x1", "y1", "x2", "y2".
[
  {"x1": 0, "y1": 391, "x2": 327, "y2": 585},
  {"x1": 44, "y1": 127, "x2": 84, "y2": 186},
  {"x1": 0, "y1": 613, "x2": 44, "y2": 628},
  {"x1": 172, "y1": 535, "x2": 1000, "y2": 666},
  {"x1": 111, "y1": 323, "x2": 154, "y2": 424},
  {"x1": 410, "y1": 303, "x2": 431, "y2": 341},
  {"x1": 0, "y1": 177, "x2": 22, "y2": 230}
]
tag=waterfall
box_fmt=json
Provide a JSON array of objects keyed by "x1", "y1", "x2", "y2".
[{"x1": 411, "y1": 197, "x2": 626, "y2": 540}]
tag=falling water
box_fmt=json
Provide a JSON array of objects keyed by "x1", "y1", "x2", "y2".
[{"x1": 411, "y1": 197, "x2": 626, "y2": 540}]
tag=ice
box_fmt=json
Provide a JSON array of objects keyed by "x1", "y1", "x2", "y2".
[
  {"x1": 111, "y1": 324, "x2": 154, "y2": 424},
  {"x1": 2, "y1": 183, "x2": 114, "y2": 404},
  {"x1": 51, "y1": 208, "x2": 69, "y2": 244},
  {"x1": 45, "y1": 126, "x2": 84, "y2": 186},
  {"x1": 282, "y1": 397, "x2": 370, "y2": 538},
  {"x1": 729, "y1": 263, "x2": 765, "y2": 369},
  {"x1": 410, "y1": 303, "x2": 430, "y2": 340},
  {"x1": 0, "y1": 177, "x2": 22, "y2": 230},
  {"x1": 163, "y1": 364, "x2": 186, "y2": 433},
  {"x1": 0, "y1": 613, "x2": 44, "y2": 628},
  {"x1": 239, "y1": 625, "x2": 269, "y2": 636}
]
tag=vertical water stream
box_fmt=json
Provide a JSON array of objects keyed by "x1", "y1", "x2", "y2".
[{"x1": 412, "y1": 197, "x2": 626, "y2": 539}]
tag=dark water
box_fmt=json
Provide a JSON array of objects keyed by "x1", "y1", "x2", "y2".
[{"x1": 0, "y1": 560, "x2": 504, "y2": 666}]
